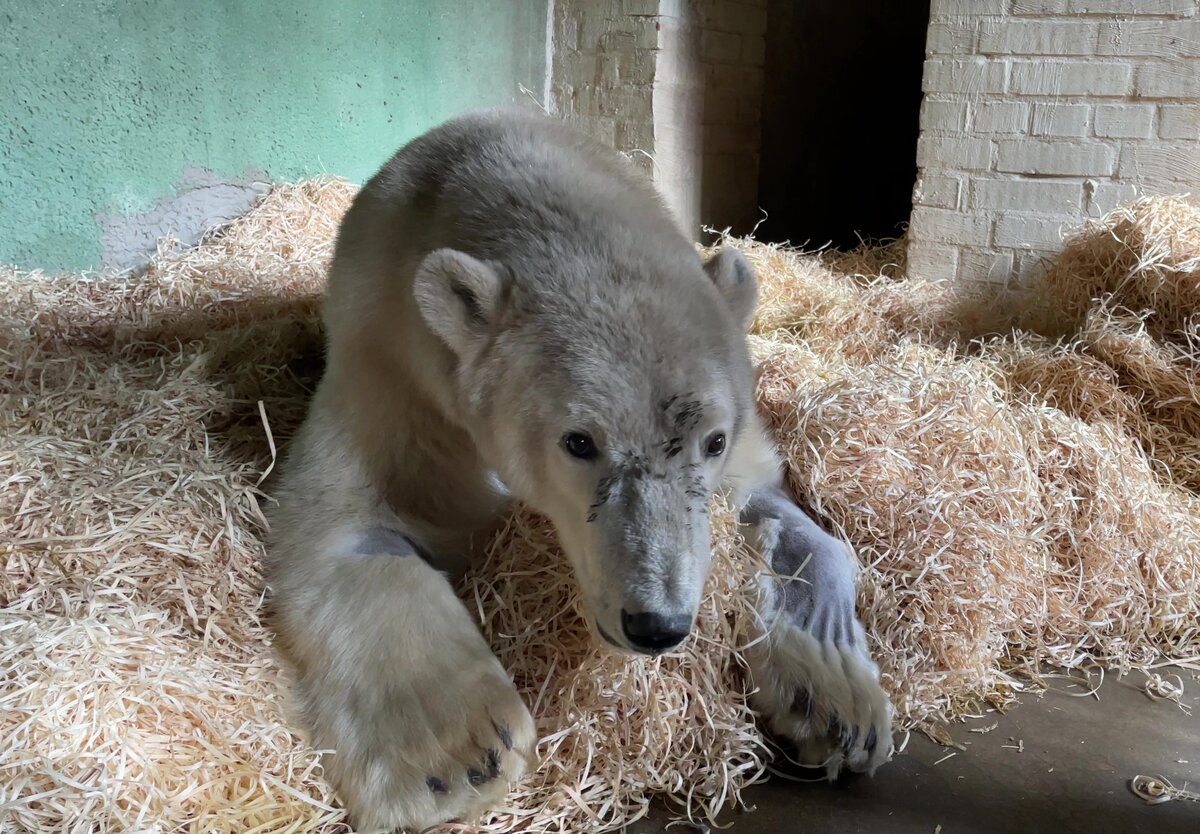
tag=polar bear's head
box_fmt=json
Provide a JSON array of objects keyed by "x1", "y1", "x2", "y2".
[{"x1": 415, "y1": 245, "x2": 774, "y2": 655}]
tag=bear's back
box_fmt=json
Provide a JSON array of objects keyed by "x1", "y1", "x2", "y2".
[{"x1": 346, "y1": 109, "x2": 695, "y2": 278}]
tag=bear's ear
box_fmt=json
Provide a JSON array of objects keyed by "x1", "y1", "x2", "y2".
[
  {"x1": 413, "y1": 249, "x2": 504, "y2": 357},
  {"x1": 703, "y1": 247, "x2": 758, "y2": 331}
]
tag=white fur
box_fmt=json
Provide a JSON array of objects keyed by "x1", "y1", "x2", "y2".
[
  {"x1": 265, "y1": 109, "x2": 893, "y2": 830},
  {"x1": 748, "y1": 573, "x2": 894, "y2": 776}
]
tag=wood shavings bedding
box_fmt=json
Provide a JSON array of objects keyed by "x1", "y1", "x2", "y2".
[{"x1": 3, "y1": 182, "x2": 1198, "y2": 832}]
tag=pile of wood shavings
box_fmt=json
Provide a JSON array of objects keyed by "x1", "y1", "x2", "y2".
[
  {"x1": 3, "y1": 180, "x2": 1200, "y2": 833},
  {"x1": 2, "y1": 180, "x2": 351, "y2": 832}
]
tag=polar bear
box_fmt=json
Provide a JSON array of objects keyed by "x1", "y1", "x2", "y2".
[{"x1": 264, "y1": 109, "x2": 893, "y2": 832}]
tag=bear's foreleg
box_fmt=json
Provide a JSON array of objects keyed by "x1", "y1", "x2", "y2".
[
  {"x1": 269, "y1": 510, "x2": 534, "y2": 831},
  {"x1": 724, "y1": 414, "x2": 893, "y2": 775},
  {"x1": 740, "y1": 483, "x2": 894, "y2": 775}
]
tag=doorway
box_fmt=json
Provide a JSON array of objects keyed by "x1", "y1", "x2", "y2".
[{"x1": 755, "y1": 1, "x2": 931, "y2": 249}]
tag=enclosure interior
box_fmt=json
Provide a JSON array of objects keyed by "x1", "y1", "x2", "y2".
[{"x1": 755, "y1": 0, "x2": 930, "y2": 249}]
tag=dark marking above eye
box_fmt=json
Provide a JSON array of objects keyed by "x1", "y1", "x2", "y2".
[
  {"x1": 673, "y1": 399, "x2": 704, "y2": 431},
  {"x1": 621, "y1": 453, "x2": 649, "y2": 477},
  {"x1": 662, "y1": 436, "x2": 683, "y2": 459}
]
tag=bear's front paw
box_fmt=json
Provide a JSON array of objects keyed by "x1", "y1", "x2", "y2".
[
  {"x1": 308, "y1": 646, "x2": 536, "y2": 833},
  {"x1": 748, "y1": 612, "x2": 893, "y2": 777},
  {"x1": 742, "y1": 486, "x2": 894, "y2": 776}
]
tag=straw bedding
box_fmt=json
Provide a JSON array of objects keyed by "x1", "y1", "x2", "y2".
[{"x1": 3, "y1": 182, "x2": 1199, "y2": 833}]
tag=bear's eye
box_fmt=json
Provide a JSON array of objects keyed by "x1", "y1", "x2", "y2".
[
  {"x1": 563, "y1": 432, "x2": 599, "y2": 461},
  {"x1": 705, "y1": 432, "x2": 727, "y2": 457}
]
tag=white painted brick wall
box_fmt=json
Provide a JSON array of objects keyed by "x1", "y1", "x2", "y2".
[
  {"x1": 908, "y1": 1, "x2": 1200, "y2": 286},
  {"x1": 1031, "y1": 103, "x2": 1090, "y2": 137},
  {"x1": 907, "y1": 242, "x2": 961, "y2": 283},
  {"x1": 1119, "y1": 144, "x2": 1200, "y2": 184},
  {"x1": 970, "y1": 179, "x2": 1079, "y2": 213},
  {"x1": 993, "y1": 213, "x2": 1074, "y2": 249},
  {"x1": 922, "y1": 98, "x2": 970, "y2": 133},
  {"x1": 1135, "y1": 59, "x2": 1200, "y2": 98},
  {"x1": 1160, "y1": 104, "x2": 1200, "y2": 139},
  {"x1": 909, "y1": 207, "x2": 992, "y2": 243},
  {"x1": 1009, "y1": 60, "x2": 1132, "y2": 96},
  {"x1": 552, "y1": 0, "x2": 766, "y2": 238},
  {"x1": 996, "y1": 139, "x2": 1116, "y2": 176},
  {"x1": 918, "y1": 136, "x2": 995, "y2": 170},
  {"x1": 960, "y1": 247, "x2": 1015, "y2": 283},
  {"x1": 979, "y1": 21, "x2": 1101, "y2": 56},
  {"x1": 1070, "y1": 1, "x2": 1194, "y2": 12},
  {"x1": 1011, "y1": 0, "x2": 1068, "y2": 13},
  {"x1": 914, "y1": 173, "x2": 963, "y2": 210},
  {"x1": 972, "y1": 101, "x2": 1030, "y2": 133},
  {"x1": 1084, "y1": 180, "x2": 1139, "y2": 216},
  {"x1": 1093, "y1": 104, "x2": 1154, "y2": 139},
  {"x1": 927, "y1": 22, "x2": 976, "y2": 54},
  {"x1": 930, "y1": 0, "x2": 1006, "y2": 17},
  {"x1": 923, "y1": 58, "x2": 1009, "y2": 94},
  {"x1": 551, "y1": 0, "x2": 657, "y2": 159}
]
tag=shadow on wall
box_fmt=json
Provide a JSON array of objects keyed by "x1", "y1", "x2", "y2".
[{"x1": 755, "y1": 0, "x2": 930, "y2": 249}]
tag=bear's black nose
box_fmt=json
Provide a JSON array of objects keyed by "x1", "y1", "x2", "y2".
[{"x1": 620, "y1": 610, "x2": 692, "y2": 654}]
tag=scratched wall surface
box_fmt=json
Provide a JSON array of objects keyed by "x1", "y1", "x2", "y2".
[
  {"x1": 0, "y1": 0, "x2": 548, "y2": 272},
  {"x1": 908, "y1": 0, "x2": 1200, "y2": 286}
]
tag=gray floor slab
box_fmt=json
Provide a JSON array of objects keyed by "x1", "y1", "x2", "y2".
[{"x1": 630, "y1": 669, "x2": 1200, "y2": 833}]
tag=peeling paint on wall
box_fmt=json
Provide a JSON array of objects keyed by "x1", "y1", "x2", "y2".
[
  {"x1": 0, "y1": 0, "x2": 548, "y2": 272},
  {"x1": 97, "y1": 167, "x2": 271, "y2": 273}
]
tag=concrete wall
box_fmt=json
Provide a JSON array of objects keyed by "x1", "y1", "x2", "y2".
[
  {"x1": 549, "y1": 0, "x2": 766, "y2": 239},
  {"x1": 908, "y1": 0, "x2": 1200, "y2": 285},
  {"x1": 655, "y1": 1, "x2": 706, "y2": 234},
  {"x1": 1, "y1": 0, "x2": 548, "y2": 272}
]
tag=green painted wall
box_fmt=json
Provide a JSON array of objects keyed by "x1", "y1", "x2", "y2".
[{"x1": 0, "y1": 0, "x2": 548, "y2": 271}]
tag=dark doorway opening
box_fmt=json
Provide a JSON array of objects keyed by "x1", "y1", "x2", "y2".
[{"x1": 755, "y1": 1, "x2": 930, "y2": 249}]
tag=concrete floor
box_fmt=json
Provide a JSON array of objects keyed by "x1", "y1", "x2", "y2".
[{"x1": 631, "y1": 670, "x2": 1199, "y2": 834}]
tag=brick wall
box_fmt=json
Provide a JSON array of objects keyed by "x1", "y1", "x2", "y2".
[
  {"x1": 548, "y1": 0, "x2": 659, "y2": 172},
  {"x1": 550, "y1": 0, "x2": 767, "y2": 238},
  {"x1": 909, "y1": 0, "x2": 1200, "y2": 285}
]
